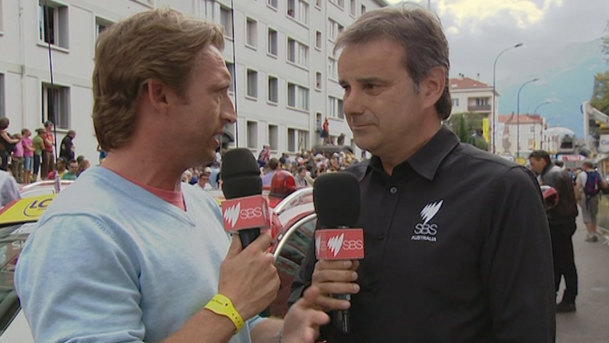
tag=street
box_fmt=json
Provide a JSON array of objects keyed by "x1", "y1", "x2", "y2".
[{"x1": 556, "y1": 214, "x2": 609, "y2": 342}]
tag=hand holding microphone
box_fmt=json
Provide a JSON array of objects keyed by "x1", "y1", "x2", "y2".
[
  {"x1": 216, "y1": 148, "x2": 279, "y2": 319},
  {"x1": 311, "y1": 172, "x2": 363, "y2": 334}
]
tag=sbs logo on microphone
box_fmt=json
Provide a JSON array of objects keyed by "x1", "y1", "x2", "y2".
[
  {"x1": 240, "y1": 207, "x2": 263, "y2": 220},
  {"x1": 341, "y1": 239, "x2": 364, "y2": 251}
]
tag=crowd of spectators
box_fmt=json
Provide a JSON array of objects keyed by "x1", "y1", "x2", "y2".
[
  {"x1": 0, "y1": 118, "x2": 90, "y2": 184},
  {"x1": 182, "y1": 146, "x2": 362, "y2": 192}
]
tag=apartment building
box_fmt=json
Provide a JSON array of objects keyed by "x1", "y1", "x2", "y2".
[
  {"x1": 497, "y1": 113, "x2": 545, "y2": 158},
  {"x1": 0, "y1": 0, "x2": 386, "y2": 164},
  {"x1": 448, "y1": 76, "x2": 495, "y2": 149}
]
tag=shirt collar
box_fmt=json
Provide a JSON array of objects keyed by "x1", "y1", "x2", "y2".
[{"x1": 367, "y1": 126, "x2": 459, "y2": 181}]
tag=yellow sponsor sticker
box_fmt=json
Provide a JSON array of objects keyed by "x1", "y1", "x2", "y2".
[{"x1": 0, "y1": 194, "x2": 56, "y2": 225}]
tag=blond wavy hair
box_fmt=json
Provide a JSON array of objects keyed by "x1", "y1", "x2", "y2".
[{"x1": 92, "y1": 8, "x2": 224, "y2": 151}]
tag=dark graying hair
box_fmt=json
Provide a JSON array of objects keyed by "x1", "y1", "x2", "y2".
[{"x1": 334, "y1": 4, "x2": 451, "y2": 119}]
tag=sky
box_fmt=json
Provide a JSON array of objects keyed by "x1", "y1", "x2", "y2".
[{"x1": 385, "y1": 0, "x2": 609, "y2": 136}]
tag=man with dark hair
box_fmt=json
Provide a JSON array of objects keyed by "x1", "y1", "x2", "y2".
[
  {"x1": 59, "y1": 130, "x2": 76, "y2": 161},
  {"x1": 291, "y1": 4, "x2": 555, "y2": 342},
  {"x1": 16, "y1": 8, "x2": 327, "y2": 343},
  {"x1": 529, "y1": 149, "x2": 579, "y2": 313}
]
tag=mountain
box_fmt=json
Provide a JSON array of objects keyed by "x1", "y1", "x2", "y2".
[{"x1": 498, "y1": 38, "x2": 608, "y2": 138}]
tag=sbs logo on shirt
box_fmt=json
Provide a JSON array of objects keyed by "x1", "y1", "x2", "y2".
[{"x1": 411, "y1": 200, "x2": 443, "y2": 242}]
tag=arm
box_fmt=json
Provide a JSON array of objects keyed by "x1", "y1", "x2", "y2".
[
  {"x1": 250, "y1": 286, "x2": 330, "y2": 343},
  {"x1": 482, "y1": 167, "x2": 555, "y2": 342},
  {"x1": 289, "y1": 231, "x2": 359, "y2": 313},
  {"x1": 16, "y1": 216, "x2": 279, "y2": 343},
  {"x1": 164, "y1": 233, "x2": 280, "y2": 342},
  {"x1": 0, "y1": 131, "x2": 18, "y2": 144}
]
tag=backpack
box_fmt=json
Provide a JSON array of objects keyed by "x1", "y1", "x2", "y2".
[{"x1": 583, "y1": 170, "x2": 601, "y2": 196}]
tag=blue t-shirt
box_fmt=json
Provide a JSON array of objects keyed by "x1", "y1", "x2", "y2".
[{"x1": 15, "y1": 167, "x2": 260, "y2": 342}]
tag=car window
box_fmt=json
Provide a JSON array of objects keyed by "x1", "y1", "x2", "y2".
[
  {"x1": 273, "y1": 213, "x2": 316, "y2": 276},
  {"x1": 0, "y1": 223, "x2": 34, "y2": 334}
]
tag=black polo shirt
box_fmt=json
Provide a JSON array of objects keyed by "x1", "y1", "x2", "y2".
[{"x1": 291, "y1": 126, "x2": 555, "y2": 342}]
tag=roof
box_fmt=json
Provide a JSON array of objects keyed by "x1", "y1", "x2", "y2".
[
  {"x1": 449, "y1": 77, "x2": 491, "y2": 90},
  {"x1": 499, "y1": 114, "x2": 544, "y2": 124}
]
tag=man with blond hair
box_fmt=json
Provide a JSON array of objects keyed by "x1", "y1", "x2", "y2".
[{"x1": 16, "y1": 8, "x2": 327, "y2": 343}]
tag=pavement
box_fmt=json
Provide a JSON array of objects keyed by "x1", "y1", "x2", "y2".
[{"x1": 555, "y1": 214, "x2": 609, "y2": 343}]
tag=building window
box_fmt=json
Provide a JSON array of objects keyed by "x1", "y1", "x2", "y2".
[
  {"x1": 361, "y1": 4, "x2": 366, "y2": 14},
  {"x1": 0, "y1": 74, "x2": 5, "y2": 118},
  {"x1": 315, "y1": 31, "x2": 322, "y2": 50},
  {"x1": 288, "y1": 83, "x2": 309, "y2": 111},
  {"x1": 316, "y1": 72, "x2": 322, "y2": 90},
  {"x1": 287, "y1": 38, "x2": 309, "y2": 67},
  {"x1": 288, "y1": 129, "x2": 296, "y2": 152},
  {"x1": 298, "y1": 129, "x2": 309, "y2": 151},
  {"x1": 328, "y1": 96, "x2": 344, "y2": 119},
  {"x1": 330, "y1": 0, "x2": 345, "y2": 9},
  {"x1": 246, "y1": 17, "x2": 257, "y2": 48},
  {"x1": 350, "y1": 0, "x2": 356, "y2": 16},
  {"x1": 41, "y1": 83, "x2": 70, "y2": 129},
  {"x1": 267, "y1": 0, "x2": 278, "y2": 9},
  {"x1": 220, "y1": 6, "x2": 233, "y2": 39},
  {"x1": 267, "y1": 28, "x2": 278, "y2": 56},
  {"x1": 38, "y1": 1, "x2": 69, "y2": 48},
  {"x1": 328, "y1": 19, "x2": 344, "y2": 41},
  {"x1": 247, "y1": 69, "x2": 258, "y2": 98},
  {"x1": 328, "y1": 57, "x2": 337, "y2": 79},
  {"x1": 268, "y1": 125, "x2": 278, "y2": 150},
  {"x1": 226, "y1": 62, "x2": 235, "y2": 93},
  {"x1": 247, "y1": 121, "x2": 258, "y2": 149},
  {"x1": 316, "y1": 0, "x2": 322, "y2": 8},
  {"x1": 268, "y1": 76, "x2": 278, "y2": 103},
  {"x1": 452, "y1": 98, "x2": 459, "y2": 107},
  {"x1": 95, "y1": 17, "x2": 112, "y2": 37},
  {"x1": 287, "y1": 0, "x2": 309, "y2": 25}
]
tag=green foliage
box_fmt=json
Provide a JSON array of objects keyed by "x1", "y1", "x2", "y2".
[
  {"x1": 444, "y1": 112, "x2": 489, "y2": 150},
  {"x1": 603, "y1": 21, "x2": 609, "y2": 64},
  {"x1": 591, "y1": 70, "x2": 609, "y2": 115}
]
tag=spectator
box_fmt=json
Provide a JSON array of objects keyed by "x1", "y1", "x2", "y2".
[
  {"x1": 15, "y1": 8, "x2": 328, "y2": 343},
  {"x1": 0, "y1": 117, "x2": 20, "y2": 172},
  {"x1": 575, "y1": 160, "x2": 608, "y2": 242},
  {"x1": 61, "y1": 159, "x2": 79, "y2": 180},
  {"x1": 32, "y1": 128, "x2": 45, "y2": 182},
  {"x1": 77, "y1": 158, "x2": 91, "y2": 176},
  {"x1": 0, "y1": 160, "x2": 20, "y2": 207},
  {"x1": 261, "y1": 157, "x2": 279, "y2": 187},
  {"x1": 529, "y1": 150, "x2": 579, "y2": 313},
  {"x1": 59, "y1": 130, "x2": 76, "y2": 161},
  {"x1": 10, "y1": 132, "x2": 24, "y2": 183},
  {"x1": 198, "y1": 166, "x2": 213, "y2": 190},
  {"x1": 291, "y1": 5, "x2": 555, "y2": 342},
  {"x1": 47, "y1": 157, "x2": 67, "y2": 180},
  {"x1": 294, "y1": 165, "x2": 311, "y2": 187},
  {"x1": 40, "y1": 121, "x2": 55, "y2": 179},
  {"x1": 21, "y1": 128, "x2": 35, "y2": 184},
  {"x1": 257, "y1": 144, "x2": 270, "y2": 168}
]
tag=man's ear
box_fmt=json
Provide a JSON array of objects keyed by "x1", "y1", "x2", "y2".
[
  {"x1": 144, "y1": 79, "x2": 171, "y2": 112},
  {"x1": 420, "y1": 66, "x2": 446, "y2": 109}
]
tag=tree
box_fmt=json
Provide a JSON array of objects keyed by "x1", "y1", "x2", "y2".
[
  {"x1": 444, "y1": 112, "x2": 489, "y2": 150},
  {"x1": 591, "y1": 70, "x2": 609, "y2": 115},
  {"x1": 603, "y1": 20, "x2": 609, "y2": 63}
]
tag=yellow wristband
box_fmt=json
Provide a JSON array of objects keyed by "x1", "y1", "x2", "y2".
[{"x1": 204, "y1": 293, "x2": 244, "y2": 332}]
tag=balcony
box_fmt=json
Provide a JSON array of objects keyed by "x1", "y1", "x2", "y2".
[{"x1": 468, "y1": 104, "x2": 491, "y2": 112}]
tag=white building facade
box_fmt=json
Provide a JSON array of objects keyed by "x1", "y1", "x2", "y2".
[{"x1": 0, "y1": 0, "x2": 386, "y2": 165}]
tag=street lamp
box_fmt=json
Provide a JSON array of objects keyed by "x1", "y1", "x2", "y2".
[
  {"x1": 533, "y1": 100, "x2": 551, "y2": 114},
  {"x1": 492, "y1": 43, "x2": 523, "y2": 154},
  {"x1": 532, "y1": 100, "x2": 550, "y2": 150},
  {"x1": 516, "y1": 77, "x2": 539, "y2": 158}
]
